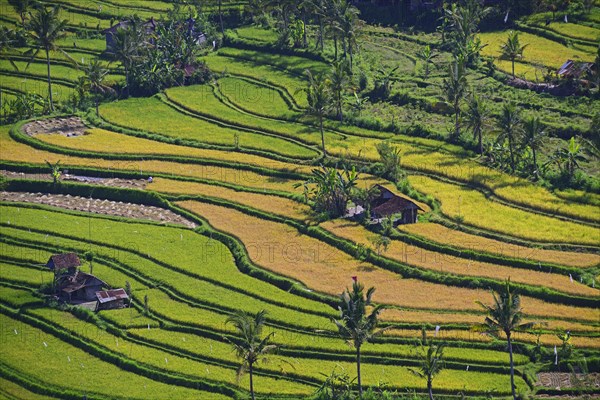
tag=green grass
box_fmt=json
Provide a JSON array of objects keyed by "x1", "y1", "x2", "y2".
[
  {"x1": 99, "y1": 96, "x2": 319, "y2": 159},
  {"x1": 0, "y1": 72, "x2": 74, "y2": 99},
  {"x1": 543, "y1": 22, "x2": 600, "y2": 41}
]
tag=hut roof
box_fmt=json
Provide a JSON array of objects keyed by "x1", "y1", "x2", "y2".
[
  {"x1": 47, "y1": 253, "x2": 81, "y2": 271},
  {"x1": 57, "y1": 272, "x2": 107, "y2": 294},
  {"x1": 96, "y1": 289, "x2": 129, "y2": 304},
  {"x1": 372, "y1": 195, "x2": 423, "y2": 217}
]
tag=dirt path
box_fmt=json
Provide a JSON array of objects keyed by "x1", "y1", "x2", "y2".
[
  {"x1": 1, "y1": 170, "x2": 149, "y2": 190},
  {"x1": 0, "y1": 191, "x2": 197, "y2": 228}
]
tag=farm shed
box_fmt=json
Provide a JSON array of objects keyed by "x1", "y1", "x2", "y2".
[
  {"x1": 557, "y1": 60, "x2": 596, "y2": 79},
  {"x1": 371, "y1": 195, "x2": 423, "y2": 224},
  {"x1": 96, "y1": 289, "x2": 129, "y2": 310},
  {"x1": 55, "y1": 271, "x2": 108, "y2": 303},
  {"x1": 46, "y1": 252, "x2": 81, "y2": 276}
]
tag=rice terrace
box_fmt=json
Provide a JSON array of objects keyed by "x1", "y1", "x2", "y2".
[{"x1": 0, "y1": 0, "x2": 599, "y2": 398}]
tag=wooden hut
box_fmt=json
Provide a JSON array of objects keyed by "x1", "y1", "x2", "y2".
[{"x1": 96, "y1": 289, "x2": 129, "y2": 310}]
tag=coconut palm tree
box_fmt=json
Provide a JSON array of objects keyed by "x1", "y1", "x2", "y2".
[
  {"x1": 83, "y1": 59, "x2": 115, "y2": 116},
  {"x1": 332, "y1": 279, "x2": 387, "y2": 397},
  {"x1": 476, "y1": 280, "x2": 535, "y2": 400},
  {"x1": 25, "y1": 5, "x2": 72, "y2": 112},
  {"x1": 298, "y1": 69, "x2": 331, "y2": 156},
  {"x1": 329, "y1": 59, "x2": 350, "y2": 122},
  {"x1": 409, "y1": 329, "x2": 445, "y2": 400},
  {"x1": 497, "y1": 102, "x2": 521, "y2": 173},
  {"x1": 443, "y1": 56, "x2": 468, "y2": 141},
  {"x1": 0, "y1": 25, "x2": 19, "y2": 71},
  {"x1": 500, "y1": 30, "x2": 528, "y2": 78},
  {"x1": 225, "y1": 310, "x2": 277, "y2": 400},
  {"x1": 110, "y1": 25, "x2": 142, "y2": 97},
  {"x1": 464, "y1": 93, "x2": 491, "y2": 155},
  {"x1": 522, "y1": 116, "x2": 546, "y2": 179}
]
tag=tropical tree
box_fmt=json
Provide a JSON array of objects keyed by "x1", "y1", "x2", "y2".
[
  {"x1": 464, "y1": 93, "x2": 491, "y2": 155},
  {"x1": 45, "y1": 159, "x2": 61, "y2": 184},
  {"x1": 297, "y1": 165, "x2": 359, "y2": 218},
  {"x1": 476, "y1": 280, "x2": 535, "y2": 400},
  {"x1": 25, "y1": 5, "x2": 72, "y2": 112},
  {"x1": 9, "y1": 0, "x2": 34, "y2": 26},
  {"x1": 549, "y1": 137, "x2": 586, "y2": 180},
  {"x1": 443, "y1": 0, "x2": 490, "y2": 64},
  {"x1": 375, "y1": 141, "x2": 403, "y2": 182},
  {"x1": 336, "y1": 0, "x2": 361, "y2": 71},
  {"x1": 418, "y1": 44, "x2": 437, "y2": 79},
  {"x1": 329, "y1": 59, "x2": 350, "y2": 121},
  {"x1": 497, "y1": 102, "x2": 522, "y2": 173},
  {"x1": 372, "y1": 65, "x2": 398, "y2": 100},
  {"x1": 347, "y1": 91, "x2": 368, "y2": 117},
  {"x1": 443, "y1": 56, "x2": 468, "y2": 141},
  {"x1": 83, "y1": 59, "x2": 115, "y2": 116},
  {"x1": 0, "y1": 26, "x2": 19, "y2": 72},
  {"x1": 299, "y1": 69, "x2": 331, "y2": 155},
  {"x1": 84, "y1": 250, "x2": 95, "y2": 275},
  {"x1": 409, "y1": 329, "x2": 445, "y2": 400},
  {"x1": 225, "y1": 310, "x2": 278, "y2": 400},
  {"x1": 109, "y1": 24, "x2": 142, "y2": 97},
  {"x1": 522, "y1": 116, "x2": 546, "y2": 179},
  {"x1": 332, "y1": 279, "x2": 387, "y2": 397},
  {"x1": 500, "y1": 30, "x2": 528, "y2": 78}
]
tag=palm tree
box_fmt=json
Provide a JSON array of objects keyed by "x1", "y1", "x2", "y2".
[
  {"x1": 332, "y1": 279, "x2": 387, "y2": 397},
  {"x1": 297, "y1": 165, "x2": 358, "y2": 217},
  {"x1": 522, "y1": 116, "x2": 546, "y2": 179},
  {"x1": 443, "y1": 56, "x2": 468, "y2": 141},
  {"x1": 9, "y1": 0, "x2": 34, "y2": 26},
  {"x1": 497, "y1": 102, "x2": 521, "y2": 173},
  {"x1": 476, "y1": 280, "x2": 535, "y2": 400},
  {"x1": 500, "y1": 30, "x2": 528, "y2": 78},
  {"x1": 0, "y1": 26, "x2": 19, "y2": 71},
  {"x1": 329, "y1": 59, "x2": 350, "y2": 122},
  {"x1": 549, "y1": 137, "x2": 586, "y2": 180},
  {"x1": 298, "y1": 69, "x2": 331, "y2": 156},
  {"x1": 110, "y1": 25, "x2": 142, "y2": 97},
  {"x1": 225, "y1": 310, "x2": 277, "y2": 400},
  {"x1": 25, "y1": 5, "x2": 72, "y2": 112},
  {"x1": 409, "y1": 330, "x2": 445, "y2": 400},
  {"x1": 464, "y1": 93, "x2": 491, "y2": 155},
  {"x1": 337, "y1": 0, "x2": 361, "y2": 71},
  {"x1": 83, "y1": 59, "x2": 115, "y2": 116}
]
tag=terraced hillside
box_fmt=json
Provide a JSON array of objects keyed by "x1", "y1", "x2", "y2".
[{"x1": 0, "y1": 1, "x2": 598, "y2": 399}]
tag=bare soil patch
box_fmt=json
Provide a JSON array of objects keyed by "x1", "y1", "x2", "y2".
[
  {"x1": 22, "y1": 117, "x2": 87, "y2": 137},
  {"x1": 0, "y1": 191, "x2": 196, "y2": 228}
]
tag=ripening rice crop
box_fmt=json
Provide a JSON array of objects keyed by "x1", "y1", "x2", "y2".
[
  {"x1": 399, "y1": 222, "x2": 600, "y2": 268},
  {"x1": 410, "y1": 175, "x2": 600, "y2": 246}
]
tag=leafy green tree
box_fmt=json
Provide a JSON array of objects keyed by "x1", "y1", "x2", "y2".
[
  {"x1": 409, "y1": 329, "x2": 445, "y2": 400},
  {"x1": 443, "y1": 0, "x2": 490, "y2": 64},
  {"x1": 500, "y1": 30, "x2": 528, "y2": 78},
  {"x1": 9, "y1": 0, "x2": 34, "y2": 26},
  {"x1": 25, "y1": 5, "x2": 72, "y2": 112},
  {"x1": 476, "y1": 280, "x2": 535, "y2": 400},
  {"x1": 336, "y1": 0, "x2": 361, "y2": 71},
  {"x1": 375, "y1": 141, "x2": 403, "y2": 182},
  {"x1": 497, "y1": 102, "x2": 522, "y2": 173},
  {"x1": 84, "y1": 250, "x2": 95, "y2": 275},
  {"x1": 418, "y1": 44, "x2": 437, "y2": 79},
  {"x1": 109, "y1": 24, "x2": 142, "y2": 97},
  {"x1": 83, "y1": 59, "x2": 115, "y2": 116},
  {"x1": 372, "y1": 65, "x2": 398, "y2": 100},
  {"x1": 45, "y1": 159, "x2": 61, "y2": 184},
  {"x1": 522, "y1": 116, "x2": 546, "y2": 179},
  {"x1": 549, "y1": 137, "x2": 586, "y2": 180},
  {"x1": 329, "y1": 59, "x2": 350, "y2": 122},
  {"x1": 332, "y1": 279, "x2": 387, "y2": 397},
  {"x1": 464, "y1": 93, "x2": 491, "y2": 155},
  {"x1": 297, "y1": 165, "x2": 359, "y2": 218},
  {"x1": 347, "y1": 91, "x2": 368, "y2": 117},
  {"x1": 0, "y1": 26, "x2": 19, "y2": 71},
  {"x1": 299, "y1": 69, "x2": 331, "y2": 155},
  {"x1": 443, "y1": 56, "x2": 468, "y2": 141},
  {"x1": 225, "y1": 310, "x2": 277, "y2": 400}
]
